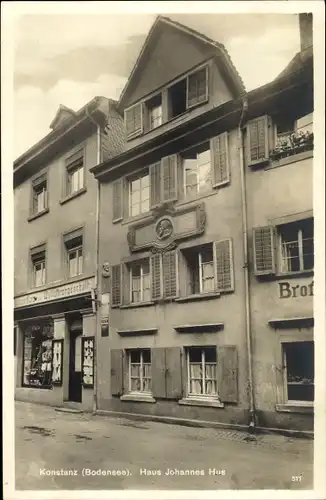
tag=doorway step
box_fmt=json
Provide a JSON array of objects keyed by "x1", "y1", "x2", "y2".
[{"x1": 55, "y1": 402, "x2": 83, "y2": 414}]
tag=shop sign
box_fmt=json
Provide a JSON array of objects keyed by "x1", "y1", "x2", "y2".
[
  {"x1": 279, "y1": 280, "x2": 314, "y2": 299},
  {"x1": 14, "y1": 276, "x2": 96, "y2": 309}
]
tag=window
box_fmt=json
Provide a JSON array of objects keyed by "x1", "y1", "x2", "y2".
[
  {"x1": 182, "y1": 142, "x2": 211, "y2": 198},
  {"x1": 66, "y1": 150, "x2": 84, "y2": 196},
  {"x1": 182, "y1": 244, "x2": 215, "y2": 295},
  {"x1": 128, "y1": 349, "x2": 151, "y2": 393},
  {"x1": 129, "y1": 170, "x2": 150, "y2": 217},
  {"x1": 146, "y1": 94, "x2": 163, "y2": 130},
  {"x1": 275, "y1": 116, "x2": 296, "y2": 147},
  {"x1": 30, "y1": 246, "x2": 46, "y2": 288},
  {"x1": 187, "y1": 347, "x2": 218, "y2": 397},
  {"x1": 22, "y1": 321, "x2": 53, "y2": 388},
  {"x1": 32, "y1": 180, "x2": 47, "y2": 215},
  {"x1": 279, "y1": 218, "x2": 314, "y2": 273},
  {"x1": 64, "y1": 230, "x2": 83, "y2": 278},
  {"x1": 187, "y1": 67, "x2": 208, "y2": 108},
  {"x1": 125, "y1": 103, "x2": 143, "y2": 139},
  {"x1": 130, "y1": 259, "x2": 151, "y2": 303},
  {"x1": 283, "y1": 341, "x2": 314, "y2": 402},
  {"x1": 168, "y1": 79, "x2": 187, "y2": 119}
]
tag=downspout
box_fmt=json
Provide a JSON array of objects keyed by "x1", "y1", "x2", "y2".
[
  {"x1": 86, "y1": 106, "x2": 102, "y2": 413},
  {"x1": 238, "y1": 96, "x2": 256, "y2": 431}
]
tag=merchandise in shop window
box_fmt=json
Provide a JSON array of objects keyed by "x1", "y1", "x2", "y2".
[{"x1": 22, "y1": 322, "x2": 54, "y2": 388}]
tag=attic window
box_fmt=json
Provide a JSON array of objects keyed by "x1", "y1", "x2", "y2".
[
  {"x1": 168, "y1": 79, "x2": 187, "y2": 119},
  {"x1": 145, "y1": 94, "x2": 163, "y2": 130}
]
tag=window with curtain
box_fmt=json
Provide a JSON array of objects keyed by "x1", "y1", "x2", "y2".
[
  {"x1": 187, "y1": 347, "x2": 218, "y2": 397},
  {"x1": 128, "y1": 349, "x2": 152, "y2": 393}
]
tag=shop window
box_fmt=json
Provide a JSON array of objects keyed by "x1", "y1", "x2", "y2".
[
  {"x1": 146, "y1": 94, "x2": 163, "y2": 130},
  {"x1": 282, "y1": 341, "x2": 314, "y2": 402},
  {"x1": 128, "y1": 169, "x2": 150, "y2": 217},
  {"x1": 129, "y1": 258, "x2": 151, "y2": 304},
  {"x1": 65, "y1": 149, "x2": 85, "y2": 196},
  {"x1": 22, "y1": 321, "x2": 54, "y2": 388},
  {"x1": 63, "y1": 229, "x2": 83, "y2": 278},
  {"x1": 279, "y1": 218, "x2": 314, "y2": 273},
  {"x1": 182, "y1": 142, "x2": 211, "y2": 198},
  {"x1": 128, "y1": 349, "x2": 152, "y2": 394},
  {"x1": 30, "y1": 245, "x2": 46, "y2": 288},
  {"x1": 182, "y1": 244, "x2": 215, "y2": 295},
  {"x1": 186, "y1": 347, "x2": 218, "y2": 397}
]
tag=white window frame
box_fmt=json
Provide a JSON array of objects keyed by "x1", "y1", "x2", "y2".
[
  {"x1": 149, "y1": 104, "x2": 163, "y2": 130},
  {"x1": 128, "y1": 349, "x2": 152, "y2": 394},
  {"x1": 67, "y1": 163, "x2": 84, "y2": 195},
  {"x1": 187, "y1": 347, "x2": 218, "y2": 398},
  {"x1": 128, "y1": 171, "x2": 150, "y2": 217},
  {"x1": 33, "y1": 257, "x2": 46, "y2": 288},
  {"x1": 182, "y1": 142, "x2": 211, "y2": 199},
  {"x1": 278, "y1": 221, "x2": 314, "y2": 273},
  {"x1": 130, "y1": 259, "x2": 151, "y2": 304},
  {"x1": 67, "y1": 245, "x2": 83, "y2": 278},
  {"x1": 282, "y1": 340, "x2": 314, "y2": 405},
  {"x1": 33, "y1": 182, "x2": 47, "y2": 214}
]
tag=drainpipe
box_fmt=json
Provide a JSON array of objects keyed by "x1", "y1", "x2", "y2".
[
  {"x1": 86, "y1": 105, "x2": 102, "y2": 413},
  {"x1": 238, "y1": 97, "x2": 256, "y2": 431}
]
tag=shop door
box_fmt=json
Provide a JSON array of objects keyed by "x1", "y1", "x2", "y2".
[{"x1": 69, "y1": 331, "x2": 82, "y2": 402}]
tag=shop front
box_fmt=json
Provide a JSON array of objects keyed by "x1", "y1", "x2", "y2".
[{"x1": 14, "y1": 276, "x2": 96, "y2": 411}]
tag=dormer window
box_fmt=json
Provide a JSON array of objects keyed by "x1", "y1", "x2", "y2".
[
  {"x1": 168, "y1": 79, "x2": 187, "y2": 119},
  {"x1": 146, "y1": 94, "x2": 163, "y2": 130},
  {"x1": 168, "y1": 65, "x2": 209, "y2": 120}
]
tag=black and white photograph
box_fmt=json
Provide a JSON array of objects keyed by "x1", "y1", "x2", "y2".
[{"x1": 2, "y1": 1, "x2": 325, "y2": 498}]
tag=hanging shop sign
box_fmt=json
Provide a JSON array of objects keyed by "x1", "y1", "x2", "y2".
[
  {"x1": 81, "y1": 336, "x2": 94, "y2": 388},
  {"x1": 14, "y1": 276, "x2": 96, "y2": 309}
]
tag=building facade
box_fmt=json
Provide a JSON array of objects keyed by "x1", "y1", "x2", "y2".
[
  {"x1": 14, "y1": 97, "x2": 124, "y2": 411},
  {"x1": 91, "y1": 15, "x2": 314, "y2": 432}
]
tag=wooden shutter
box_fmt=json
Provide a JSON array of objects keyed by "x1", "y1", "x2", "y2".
[
  {"x1": 217, "y1": 345, "x2": 238, "y2": 403},
  {"x1": 150, "y1": 253, "x2": 162, "y2": 300},
  {"x1": 165, "y1": 347, "x2": 182, "y2": 399},
  {"x1": 177, "y1": 250, "x2": 188, "y2": 298},
  {"x1": 110, "y1": 349, "x2": 124, "y2": 396},
  {"x1": 213, "y1": 239, "x2": 234, "y2": 292},
  {"x1": 162, "y1": 250, "x2": 178, "y2": 298},
  {"x1": 151, "y1": 348, "x2": 166, "y2": 398},
  {"x1": 149, "y1": 162, "x2": 161, "y2": 208},
  {"x1": 247, "y1": 116, "x2": 269, "y2": 166},
  {"x1": 187, "y1": 66, "x2": 209, "y2": 108},
  {"x1": 211, "y1": 132, "x2": 230, "y2": 187},
  {"x1": 121, "y1": 262, "x2": 130, "y2": 305},
  {"x1": 112, "y1": 178, "x2": 123, "y2": 222},
  {"x1": 111, "y1": 264, "x2": 121, "y2": 307},
  {"x1": 161, "y1": 154, "x2": 178, "y2": 202},
  {"x1": 253, "y1": 226, "x2": 277, "y2": 275},
  {"x1": 124, "y1": 103, "x2": 143, "y2": 139}
]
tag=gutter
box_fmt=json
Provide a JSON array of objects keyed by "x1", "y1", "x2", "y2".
[
  {"x1": 238, "y1": 96, "x2": 256, "y2": 431},
  {"x1": 85, "y1": 105, "x2": 103, "y2": 414}
]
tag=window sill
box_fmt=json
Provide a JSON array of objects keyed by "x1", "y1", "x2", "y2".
[
  {"x1": 178, "y1": 398, "x2": 224, "y2": 408},
  {"x1": 267, "y1": 149, "x2": 313, "y2": 170},
  {"x1": 176, "y1": 189, "x2": 218, "y2": 209},
  {"x1": 120, "y1": 301, "x2": 155, "y2": 309},
  {"x1": 120, "y1": 394, "x2": 156, "y2": 403},
  {"x1": 121, "y1": 211, "x2": 152, "y2": 226},
  {"x1": 175, "y1": 292, "x2": 220, "y2": 303},
  {"x1": 22, "y1": 385, "x2": 53, "y2": 390},
  {"x1": 117, "y1": 327, "x2": 158, "y2": 337},
  {"x1": 59, "y1": 187, "x2": 87, "y2": 205},
  {"x1": 276, "y1": 403, "x2": 313, "y2": 414},
  {"x1": 27, "y1": 208, "x2": 49, "y2": 222},
  {"x1": 276, "y1": 270, "x2": 314, "y2": 279}
]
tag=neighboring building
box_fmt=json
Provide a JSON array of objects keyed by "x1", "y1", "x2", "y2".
[
  {"x1": 91, "y1": 15, "x2": 314, "y2": 432},
  {"x1": 14, "y1": 96, "x2": 124, "y2": 410}
]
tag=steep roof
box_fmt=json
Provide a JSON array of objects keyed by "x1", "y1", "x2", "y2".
[
  {"x1": 276, "y1": 46, "x2": 313, "y2": 80},
  {"x1": 118, "y1": 15, "x2": 245, "y2": 111}
]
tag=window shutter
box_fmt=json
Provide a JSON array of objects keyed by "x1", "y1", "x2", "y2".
[
  {"x1": 111, "y1": 264, "x2": 121, "y2": 307},
  {"x1": 162, "y1": 250, "x2": 178, "y2": 299},
  {"x1": 110, "y1": 349, "x2": 124, "y2": 396},
  {"x1": 149, "y1": 162, "x2": 161, "y2": 208},
  {"x1": 217, "y1": 345, "x2": 238, "y2": 403},
  {"x1": 112, "y1": 178, "x2": 123, "y2": 222},
  {"x1": 211, "y1": 132, "x2": 230, "y2": 187},
  {"x1": 151, "y1": 348, "x2": 166, "y2": 398},
  {"x1": 150, "y1": 253, "x2": 162, "y2": 300},
  {"x1": 121, "y1": 263, "x2": 130, "y2": 305},
  {"x1": 124, "y1": 103, "x2": 143, "y2": 139},
  {"x1": 177, "y1": 250, "x2": 188, "y2": 298},
  {"x1": 44, "y1": 189, "x2": 49, "y2": 210},
  {"x1": 253, "y1": 226, "x2": 277, "y2": 275},
  {"x1": 161, "y1": 154, "x2": 178, "y2": 202},
  {"x1": 165, "y1": 347, "x2": 182, "y2": 399},
  {"x1": 214, "y1": 239, "x2": 234, "y2": 292},
  {"x1": 247, "y1": 116, "x2": 269, "y2": 166},
  {"x1": 187, "y1": 66, "x2": 209, "y2": 109}
]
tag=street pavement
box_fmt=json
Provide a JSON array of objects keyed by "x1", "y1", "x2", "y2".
[{"x1": 15, "y1": 401, "x2": 313, "y2": 491}]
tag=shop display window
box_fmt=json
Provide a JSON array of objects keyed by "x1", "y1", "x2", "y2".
[{"x1": 22, "y1": 320, "x2": 54, "y2": 388}]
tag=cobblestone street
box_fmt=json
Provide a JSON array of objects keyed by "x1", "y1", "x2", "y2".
[{"x1": 15, "y1": 401, "x2": 313, "y2": 490}]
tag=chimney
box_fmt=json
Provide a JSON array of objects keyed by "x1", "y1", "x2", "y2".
[{"x1": 299, "y1": 13, "x2": 313, "y2": 51}]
